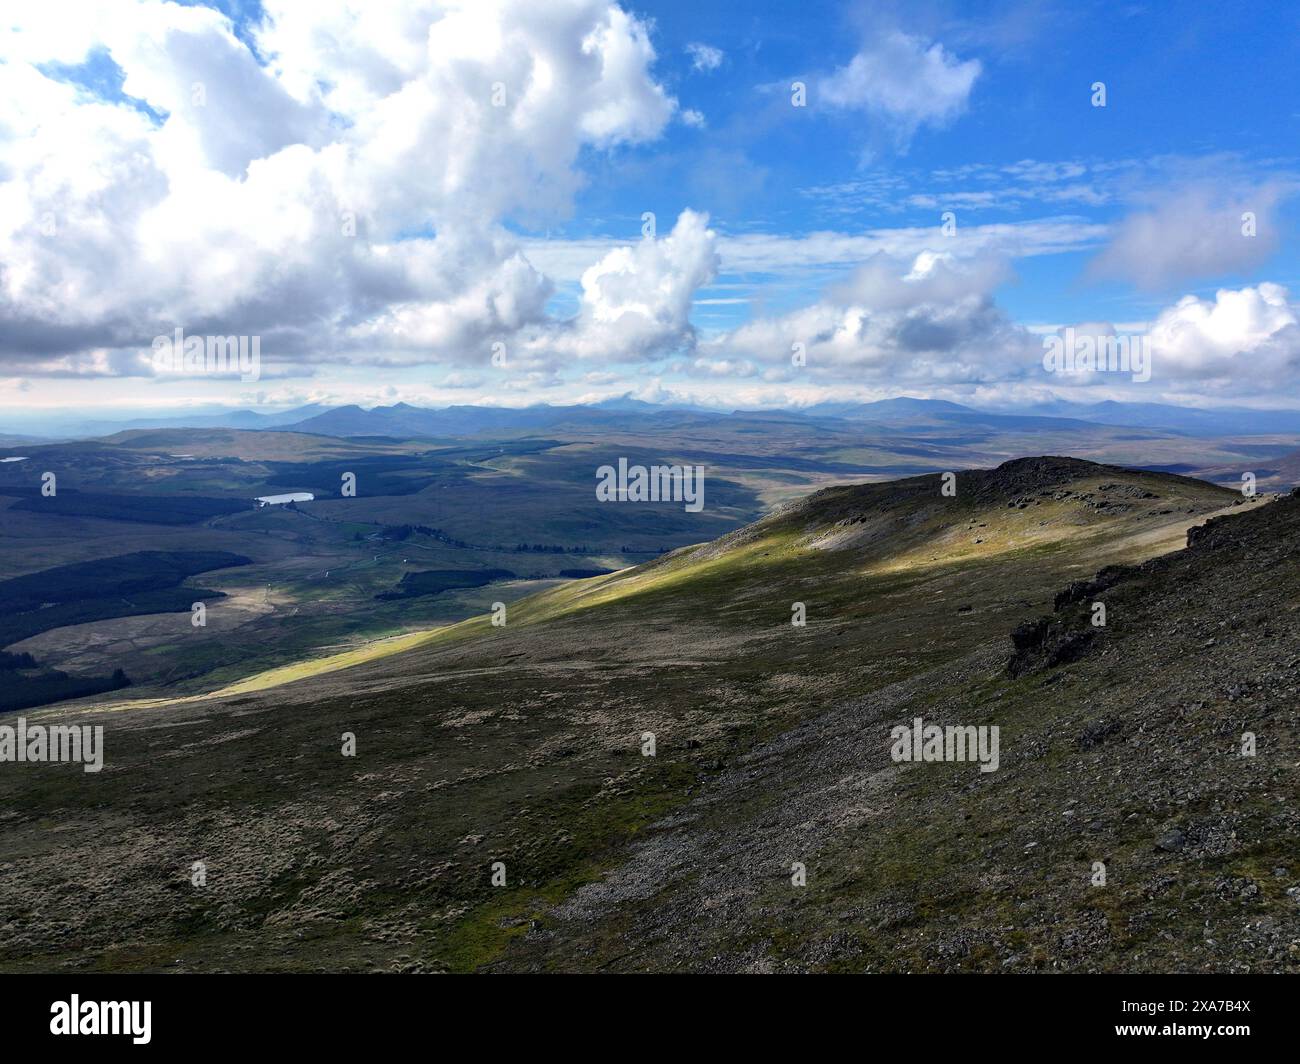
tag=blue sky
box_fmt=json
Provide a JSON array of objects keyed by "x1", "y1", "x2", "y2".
[
  {"x1": 2, "y1": 0, "x2": 1300, "y2": 421},
  {"x1": 558, "y1": 1, "x2": 1300, "y2": 327}
]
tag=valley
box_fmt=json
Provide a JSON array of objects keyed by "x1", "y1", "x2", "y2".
[{"x1": 2, "y1": 399, "x2": 1294, "y2": 709}]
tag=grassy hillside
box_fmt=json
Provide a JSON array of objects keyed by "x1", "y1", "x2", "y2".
[
  {"x1": 504, "y1": 478, "x2": 1300, "y2": 973},
  {"x1": 2, "y1": 458, "x2": 1283, "y2": 974}
]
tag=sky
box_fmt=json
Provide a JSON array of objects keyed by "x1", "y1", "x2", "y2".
[{"x1": 3, "y1": 0, "x2": 1300, "y2": 421}]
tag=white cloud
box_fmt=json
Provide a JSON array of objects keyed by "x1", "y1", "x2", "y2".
[
  {"x1": 1147, "y1": 283, "x2": 1300, "y2": 387},
  {"x1": 1018, "y1": 283, "x2": 1300, "y2": 400},
  {"x1": 821, "y1": 31, "x2": 980, "y2": 140},
  {"x1": 828, "y1": 250, "x2": 1012, "y2": 311},
  {"x1": 700, "y1": 250, "x2": 1037, "y2": 387},
  {"x1": 514, "y1": 208, "x2": 719, "y2": 365},
  {"x1": 685, "y1": 42, "x2": 723, "y2": 72},
  {"x1": 0, "y1": 0, "x2": 686, "y2": 377},
  {"x1": 1089, "y1": 184, "x2": 1284, "y2": 290}
]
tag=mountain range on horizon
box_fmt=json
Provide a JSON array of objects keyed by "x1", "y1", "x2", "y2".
[{"x1": 12, "y1": 395, "x2": 1300, "y2": 442}]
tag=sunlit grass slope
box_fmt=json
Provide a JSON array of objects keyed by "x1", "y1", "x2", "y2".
[{"x1": 95, "y1": 457, "x2": 1244, "y2": 710}]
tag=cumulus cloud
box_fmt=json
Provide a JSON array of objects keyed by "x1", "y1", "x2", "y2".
[
  {"x1": 700, "y1": 250, "x2": 1037, "y2": 387},
  {"x1": 1147, "y1": 283, "x2": 1300, "y2": 388},
  {"x1": 650, "y1": 280, "x2": 1300, "y2": 407},
  {"x1": 1016, "y1": 283, "x2": 1300, "y2": 400},
  {"x1": 513, "y1": 208, "x2": 719, "y2": 366},
  {"x1": 829, "y1": 250, "x2": 1012, "y2": 312},
  {"x1": 0, "y1": 0, "x2": 698, "y2": 378},
  {"x1": 821, "y1": 31, "x2": 980, "y2": 141}
]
